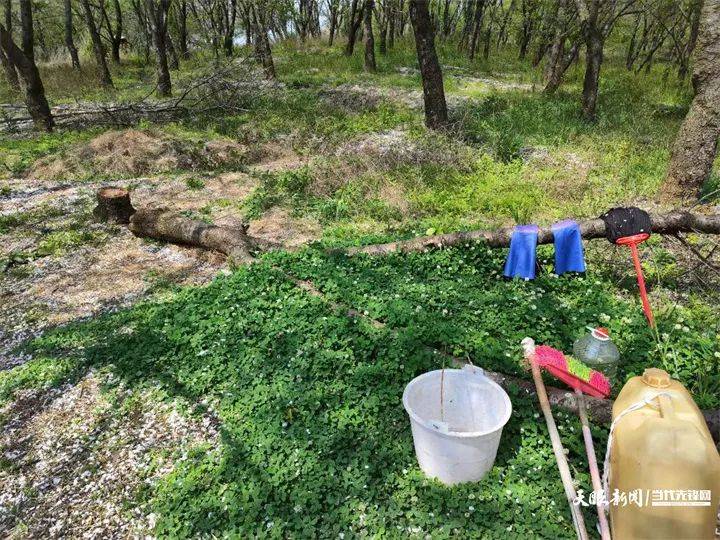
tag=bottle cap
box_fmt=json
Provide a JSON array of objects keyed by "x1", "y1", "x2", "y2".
[
  {"x1": 641, "y1": 368, "x2": 671, "y2": 388},
  {"x1": 592, "y1": 327, "x2": 610, "y2": 340}
]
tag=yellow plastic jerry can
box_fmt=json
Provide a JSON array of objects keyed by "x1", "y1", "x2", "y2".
[{"x1": 609, "y1": 368, "x2": 720, "y2": 539}]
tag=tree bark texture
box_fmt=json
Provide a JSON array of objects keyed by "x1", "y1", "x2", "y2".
[
  {"x1": 409, "y1": 0, "x2": 449, "y2": 130},
  {"x1": 64, "y1": 0, "x2": 81, "y2": 69},
  {"x1": 344, "y1": 0, "x2": 362, "y2": 56},
  {"x1": 345, "y1": 210, "x2": 720, "y2": 256},
  {"x1": 251, "y1": 3, "x2": 276, "y2": 80},
  {"x1": 81, "y1": 0, "x2": 114, "y2": 88},
  {"x1": 363, "y1": 0, "x2": 376, "y2": 72},
  {"x1": 662, "y1": 0, "x2": 720, "y2": 202},
  {"x1": 146, "y1": 0, "x2": 172, "y2": 97},
  {"x1": 110, "y1": 0, "x2": 124, "y2": 64},
  {"x1": 130, "y1": 208, "x2": 260, "y2": 264},
  {"x1": 582, "y1": 23, "x2": 603, "y2": 121},
  {"x1": 93, "y1": 187, "x2": 136, "y2": 224},
  {"x1": 19, "y1": 0, "x2": 33, "y2": 62},
  {"x1": 0, "y1": 40, "x2": 19, "y2": 91},
  {"x1": 178, "y1": 0, "x2": 189, "y2": 58},
  {"x1": 0, "y1": 22, "x2": 53, "y2": 131}
]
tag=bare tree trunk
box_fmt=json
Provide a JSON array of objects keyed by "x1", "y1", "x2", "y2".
[
  {"x1": 345, "y1": 0, "x2": 362, "y2": 55},
  {"x1": 363, "y1": 0, "x2": 376, "y2": 71},
  {"x1": 1, "y1": 0, "x2": 18, "y2": 91},
  {"x1": 469, "y1": 0, "x2": 486, "y2": 60},
  {"x1": 581, "y1": 25, "x2": 603, "y2": 121},
  {"x1": 63, "y1": 0, "x2": 81, "y2": 69},
  {"x1": 409, "y1": 0, "x2": 448, "y2": 130},
  {"x1": 100, "y1": 0, "x2": 124, "y2": 64},
  {"x1": 178, "y1": 0, "x2": 189, "y2": 58},
  {"x1": 19, "y1": 0, "x2": 33, "y2": 62},
  {"x1": 167, "y1": 32, "x2": 179, "y2": 69},
  {"x1": 328, "y1": 0, "x2": 339, "y2": 46},
  {"x1": 387, "y1": 0, "x2": 395, "y2": 48},
  {"x1": 679, "y1": 0, "x2": 702, "y2": 80},
  {"x1": 81, "y1": 0, "x2": 114, "y2": 87},
  {"x1": 223, "y1": 0, "x2": 237, "y2": 56},
  {"x1": 0, "y1": 21, "x2": 53, "y2": 131},
  {"x1": 578, "y1": 0, "x2": 603, "y2": 122},
  {"x1": 146, "y1": 0, "x2": 172, "y2": 97},
  {"x1": 377, "y1": 1, "x2": 388, "y2": 55},
  {"x1": 251, "y1": 3, "x2": 275, "y2": 79},
  {"x1": 0, "y1": 43, "x2": 19, "y2": 90},
  {"x1": 0, "y1": 0, "x2": 16, "y2": 90},
  {"x1": 112, "y1": 0, "x2": 123, "y2": 63},
  {"x1": 662, "y1": 0, "x2": 720, "y2": 202}
]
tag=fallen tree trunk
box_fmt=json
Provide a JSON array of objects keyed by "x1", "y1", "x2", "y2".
[
  {"x1": 347, "y1": 210, "x2": 720, "y2": 256},
  {"x1": 129, "y1": 208, "x2": 271, "y2": 264}
]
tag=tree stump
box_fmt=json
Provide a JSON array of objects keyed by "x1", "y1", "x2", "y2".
[{"x1": 93, "y1": 186, "x2": 135, "y2": 224}]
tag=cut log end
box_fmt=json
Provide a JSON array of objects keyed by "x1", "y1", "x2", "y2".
[{"x1": 93, "y1": 186, "x2": 136, "y2": 224}]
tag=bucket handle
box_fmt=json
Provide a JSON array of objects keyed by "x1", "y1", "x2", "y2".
[{"x1": 462, "y1": 363, "x2": 489, "y2": 380}]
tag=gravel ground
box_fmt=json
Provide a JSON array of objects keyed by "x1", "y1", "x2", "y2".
[{"x1": 0, "y1": 371, "x2": 219, "y2": 538}]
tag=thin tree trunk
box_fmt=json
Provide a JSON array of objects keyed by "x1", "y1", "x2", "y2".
[
  {"x1": 328, "y1": 0, "x2": 338, "y2": 46},
  {"x1": 543, "y1": 0, "x2": 565, "y2": 92},
  {"x1": 0, "y1": 21, "x2": 53, "y2": 131},
  {"x1": 178, "y1": 0, "x2": 189, "y2": 58},
  {"x1": 251, "y1": 3, "x2": 275, "y2": 79},
  {"x1": 147, "y1": 0, "x2": 172, "y2": 97},
  {"x1": 363, "y1": 0, "x2": 376, "y2": 71},
  {"x1": 662, "y1": 0, "x2": 720, "y2": 202},
  {"x1": 0, "y1": 0, "x2": 19, "y2": 91},
  {"x1": 81, "y1": 0, "x2": 114, "y2": 87},
  {"x1": 223, "y1": 0, "x2": 237, "y2": 56},
  {"x1": 345, "y1": 0, "x2": 362, "y2": 55},
  {"x1": 679, "y1": 0, "x2": 702, "y2": 80},
  {"x1": 548, "y1": 45, "x2": 579, "y2": 94},
  {"x1": 19, "y1": 0, "x2": 33, "y2": 62},
  {"x1": 378, "y1": 2, "x2": 388, "y2": 55},
  {"x1": 167, "y1": 32, "x2": 179, "y2": 70},
  {"x1": 64, "y1": 0, "x2": 81, "y2": 69},
  {"x1": 0, "y1": 43, "x2": 19, "y2": 91},
  {"x1": 388, "y1": 0, "x2": 395, "y2": 48},
  {"x1": 409, "y1": 0, "x2": 448, "y2": 130},
  {"x1": 581, "y1": 24, "x2": 603, "y2": 121},
  {"x1": 110, "y1": 0, "x2": 123, "y2": 64}
]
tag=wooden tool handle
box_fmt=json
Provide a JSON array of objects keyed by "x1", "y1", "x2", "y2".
[
  {"x1": 525, "y1": 339, "x2": 589, "y2": 540},
  {"x1": 576, "y1": 389, "x2": 612, "y2": 540}
]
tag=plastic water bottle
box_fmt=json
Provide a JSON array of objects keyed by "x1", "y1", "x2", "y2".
[{"x1": 573, "y1": 327, "x2": 620, "y2": 380}]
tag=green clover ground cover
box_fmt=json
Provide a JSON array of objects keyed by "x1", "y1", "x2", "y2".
[
  {"x1": 268, "y1": 246, "x2": 719, "y2": 408},
  {"x1": 4, "y1": 246, "x2": 718, "y2": 537}
]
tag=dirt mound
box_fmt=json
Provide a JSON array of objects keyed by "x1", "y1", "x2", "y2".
[
  {"x1": 28, "y1": 129, "x2": 256, "y2": 180},
  {"x1": 336, "y1": 129, "x2": 474, "y2": 169}
]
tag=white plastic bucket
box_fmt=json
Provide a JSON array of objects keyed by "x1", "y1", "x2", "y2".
[{"x1": 402, "y1": 365, "x2": 512, "y2": 485}]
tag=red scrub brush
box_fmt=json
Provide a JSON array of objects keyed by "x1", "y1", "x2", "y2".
[
  {"x1": 532, "y1": 343, "x2": 611, "y2": 540},
  {"x1": 534, "y1": 345, "x2": 610, "y2": 398}
]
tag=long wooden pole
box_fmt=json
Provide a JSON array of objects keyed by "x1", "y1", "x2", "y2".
[
  {"x1": 576, "y1": 389, "x2": 611, "y2": 540},
  {"x1": 523, "y1": 338, "x2": 589, "y2": 540}
]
